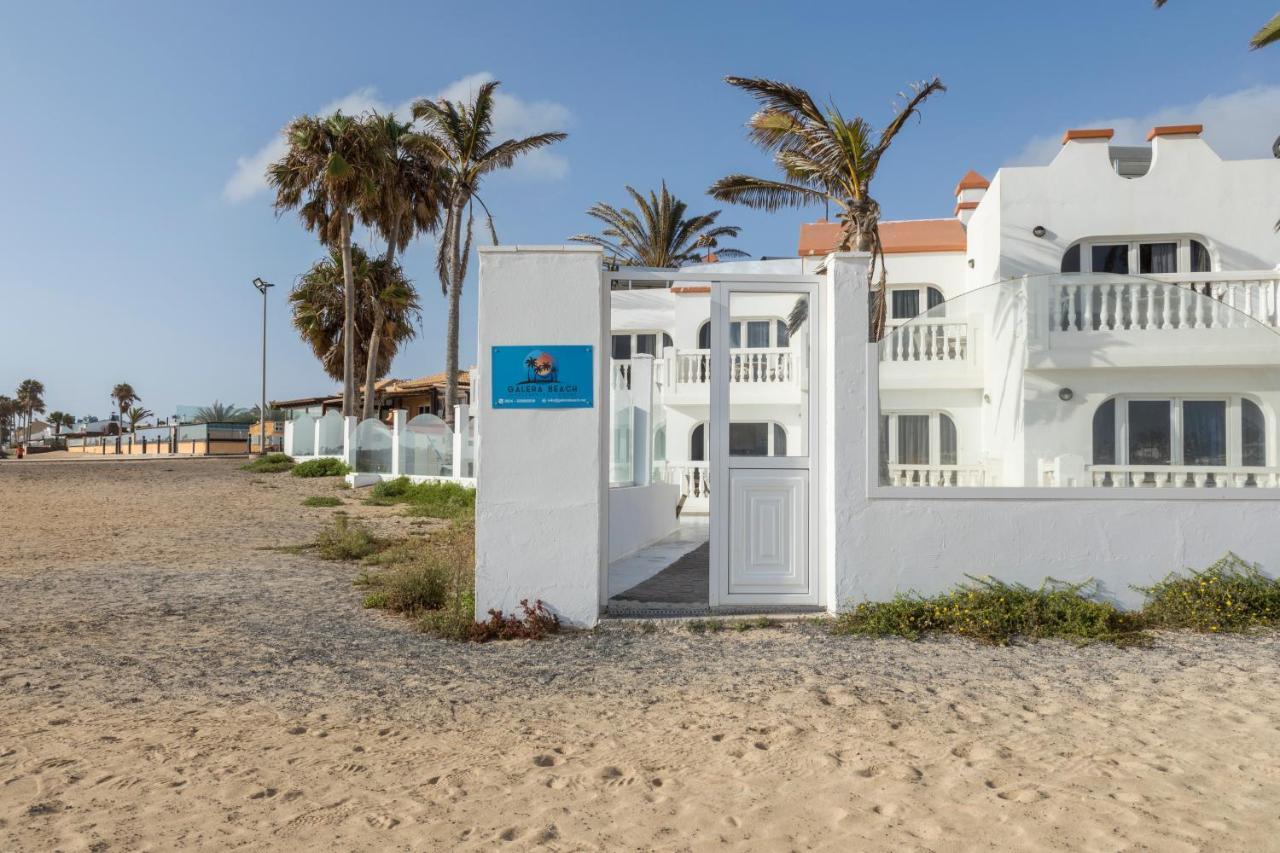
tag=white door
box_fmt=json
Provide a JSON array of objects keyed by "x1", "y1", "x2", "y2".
[{"x1": 710, "y1": 280, "x2": 819, "y2": 606}]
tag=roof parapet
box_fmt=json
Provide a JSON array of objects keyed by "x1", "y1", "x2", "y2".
[
  {"x1": 1146, "y1": 124, "x2": 1203, "y2": 141},
  {"x1": 1061, "y1": 128, "x2": 1114, "y2": 145}
]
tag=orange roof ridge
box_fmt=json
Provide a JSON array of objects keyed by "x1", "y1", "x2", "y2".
[
  {"x1": 1061, "y1": 128, "x2": 1114, "y2": 145},
  {"x1": 1147, "y1": 124, "x2": 1203, "y2": 141},
  {"x1": 798, "y1": 219, "x2": 966, "y2": 256},
  {"x1": 954, "y1": 170, "x2": 989, "y2": 195}
]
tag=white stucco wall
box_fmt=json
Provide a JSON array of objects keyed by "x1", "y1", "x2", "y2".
[
  {"x1": 608, "y1": 482, "x2": 681, "y2": 561},
  {"x1": 475, "y1": 246, "x2": 608, "y2": 627},
  {"x1": 828, "y1": 254, "x2": 1280, "y2": 611}
]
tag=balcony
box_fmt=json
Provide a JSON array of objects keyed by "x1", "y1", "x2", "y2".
[
  {"x1": 1047, "y1": 272, "x2": 1280, "y2": 333},
  {"x1": 611, "y1": 347, "x2": 804, "y2": 403}
]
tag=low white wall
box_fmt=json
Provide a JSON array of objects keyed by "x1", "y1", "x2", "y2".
[
  {"x1": 825, "y1": 253, "x2": 1280, "y2": 612},
  {"x1": 608, "y1": 482, "x2": 680, "y2": 562}
]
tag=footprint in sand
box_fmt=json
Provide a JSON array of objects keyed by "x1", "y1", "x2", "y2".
[
  {"x1": 532, "y1": 754, "x2": 563, "y2": 768},
  {"x1": 996, "y1": 785, "x2": 1048, "y2": 803}
]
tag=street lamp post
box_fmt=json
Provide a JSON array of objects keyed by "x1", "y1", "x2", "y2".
[{"x1": 252, "y1": 277, "x2": 274, "y2": 455}]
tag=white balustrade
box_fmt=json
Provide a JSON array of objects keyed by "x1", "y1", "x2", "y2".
[
  {"x1": 887, "y1": 464, "x2": 987, "y2": 487},
  {"x1": 666, "y1": 463, "x2": 711, "y2": 500},
  {"x1": 668, "y1": 348, "x2": 797, "y2": 387},
  {"x1": 882, "y1": 320, "x2": 970, "y2": 362},
  {"x1": 611, "y1": 360, "x2": 632, "y2": 391},
  {"x1": 1049, "y1": 274, "x2": 1280, "y2": 332},
  {"x1": 1085, "y1": 465, "x2": 1280, "y2": 488}
]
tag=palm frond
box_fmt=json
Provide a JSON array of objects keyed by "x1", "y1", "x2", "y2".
[
  {"x1": 1252, "y1": 13, "x2": 1280, "y2": 48},
  {"x1": 708, "y1": 174, "x2": 828, "y2": 211}
]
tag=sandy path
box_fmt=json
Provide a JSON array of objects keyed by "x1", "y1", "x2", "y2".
[{"x1": 2, "y1": 459, "x2": 1280, "y2": 851}]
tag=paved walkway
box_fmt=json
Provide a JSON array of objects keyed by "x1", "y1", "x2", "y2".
[{"x1": 607, "y1": 518, "x2": 708, "y2": 602}]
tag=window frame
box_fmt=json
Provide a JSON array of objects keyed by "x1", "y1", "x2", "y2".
[
  {"x1": 690, "y1": 420, "x2": 789, "y2": 460},
  {"x1": 1093, "y1": 394, "x2": 1270, "y2": 467},
  {"x1": 1061, "y1": 236, "x2": 1214, "y2": 275},
  {"x1": 697, "y1": 318, "x2": 788, "y2": 350},
  {"x1": 888, "y1": 285, "x2": 946, "y2": 321},
  {"x1": 880, "y1": 410, "x2": 960, "y2": 467},
  {"x1": 611, "y1": 330, "x2": 674, "y2": 359}
]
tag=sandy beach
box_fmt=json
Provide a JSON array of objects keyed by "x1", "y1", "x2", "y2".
[{"x1": 2, "y1": 458, "x2": 1279, "y2": 851}]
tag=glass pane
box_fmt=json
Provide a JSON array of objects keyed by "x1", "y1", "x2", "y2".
[
  {"x1": 940, "y1": 414, "x2": 957, "y2": 465},
  {"x1": 1092, "y1": 399, "x2": 1116, "y2": 464},
  {"x1": 1128, "y1": 401, "x2": 1171, "y2": 465},
  {"x1": 1061, "y1": 244, "x2": 1081, "y2": 273},
  {"x1": 729, "y1": 422, "x2": 768, "y2": 456},
  {"x1": 1190, "y1": 240, "x2": 1211, "y2": 273},
  {"x1": 891, "y1": 289, "x2": 920, "y2": 319},
  {"x1": 1091, "y1": 244, "x2": 1129, "y2": 274},
  {"x1": 730, "y1": 291, "x2": 809, "y2": 457},
  {"x1": 1139, "y1": 242, "x2": 1178, "y2": 274},
  {"x1": 897, "y1": 415, "x2": 930, "y2": 464},
  {"x1": 729, "y1": 323, "x2": 741, "y2": 348},
  {"x1": 611, "y1": 335, "x2": 631, "y2": 359},
  {"x1": 661, "y1": 333, "x2": 673, "y2": 351},
  {"x1": 1243, "y1": 399, "x2": 1266, "y2": 466},
  {"x1": 927, "y1": 287, "x2": 945, "y2": 310},
  {"x1": 878, "y1": 414, "x2": 890, "y2": 485},
  {"x1": 1183, "y1": 401, "x2": 1226, "y2": 466},
  {"x1": 690, "y1": 423, "x2": 705, "y2": 461},
  {"x1": 635, "y1": 333, "x2": 656, "y2": 356},
  {"x1": 698, "y1": 322, "x2": 711, "y2": 350}
]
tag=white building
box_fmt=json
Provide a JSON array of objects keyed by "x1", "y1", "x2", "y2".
[{"x1": 610, "y1": 124, "x2": 1280, "y2": 506}]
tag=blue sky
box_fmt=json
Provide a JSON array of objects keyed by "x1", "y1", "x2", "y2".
[{"x1": 2, "y1": 0, "x2": 1277, "y2": 421}]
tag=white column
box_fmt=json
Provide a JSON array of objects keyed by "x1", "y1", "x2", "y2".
[
  {"x1": 391, "y1": 409, "x2": 406, "y2": 476},
  {"x1": 630, "y1": 354, "x2": 654, "y2": 487},
  {"x1": 342, "y1": 415, "x2": 357, "y2": 466},
  {"x1": 313, "y1": 418, "x2": 322, "y2": 460},
  {"x1": 474, "y1": 245, "x2": 607, "y2": 627},
  {"x1": 452, "y1": 403, "x2": 470, "y2": 477},
  {"x1": 821, "y1": 252, "x2": 873, "y2": 613},
  {"x1": 283, "y1": 420, "x2": 294, "y2": 457}
]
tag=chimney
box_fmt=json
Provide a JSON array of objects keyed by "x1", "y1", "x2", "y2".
[{"x1": 953, "y1": 170, "x2": 989, "y2": 226}]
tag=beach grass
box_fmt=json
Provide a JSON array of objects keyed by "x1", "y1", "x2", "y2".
[
  {"x1": 302, "y1": 495, "x2": 342, "y2": 508},
  {"x1": 364, "y1": 476, "x2": 475, "y2": 519},
  {"x1": 240, "y1": 453, "x2": 294, "y2": 474},
  {"x1": 1139, "y1": 553, "x2": 1280, "y2": 633},
  {"x1": 292, "y1": 458, "x2": 351, "y2": 478},
  {"x1": 314, "y1": 514, "x2": 378, "y2": 560}
]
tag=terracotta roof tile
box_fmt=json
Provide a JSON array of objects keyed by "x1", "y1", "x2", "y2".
[
  {"x1": 1061, "y1": 128, "x2": 1114, "y2": 145},
  {"x1": 1146, "y1": 124, "x2": 1202, "y2": 141},
  {"x1": 798, "y1": 219, "x2": 967, "y2": 257},
  {"x1": 954, "y1": 170, "x2": 989, "y2": 195}
]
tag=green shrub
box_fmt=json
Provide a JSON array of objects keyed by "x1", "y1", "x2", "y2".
[
  {"x1": 1138, "y1": 553, "x2": 1280, "y2": 632},
  {"x1": 292, "y1": 457, "x2": 351, "y2": 478},
  {"x1": 302, "y1": 496, "x2": 342, "y2": 508},
  {"x1": 241, "y1": 453, "x2": 294, "y2": 473},
  {"x1": 834, "y1": 576, "x2": 1147, "y2": 646},
  {"x1": 314, "y1": 515, "x2": 377, "y2": 560},
  {"x1": 365, "y1": 477, "x2": 475, "y2": 519}
]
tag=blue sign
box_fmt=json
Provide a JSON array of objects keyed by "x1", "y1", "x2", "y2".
[{"x1": 491, "y1": 345, "x2": 594, "y2": 409}]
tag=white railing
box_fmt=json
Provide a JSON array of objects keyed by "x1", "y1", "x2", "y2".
[
  {"x1": 671, "y1": 348, "x2": 796, "y2": 386},
  {"x1": 882, "y1": 319, "x2": 970, "y2": 362},
  {"x1": 887, "y1": 464, "x2": 988, "y2": 487},
  {"x1": 1050, "y1": 273, "x2": 1280, "y2": 332},
  {"x1": 666, "y1": 463, "x2": 711, "y2": 501},
  {"x1": 1085, "y1": 465, "x2": 1280, "y2": 488}
]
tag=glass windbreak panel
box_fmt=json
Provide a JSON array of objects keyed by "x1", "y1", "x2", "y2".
[
  {"x1": 879, "y1": 274, "x2": 1280, "y2": 487},
  {"x1": 1091, "y1": 244, "x2": 1129, "y2": 274},
  {"x1": 729, "y1": 291, "x2": 809, "y2": 458},
  {"x1": 896, "y1": 415, "x2": 930, "y2": 464},
  {"x1": 292, "y1": 414, "x2": 316, "y2": 456},
  {"x1": 1243, "y1": 399, "x2": 1267, "y2": 466},
  {"x1": 1139, "y1": 242, "x2": 1178, "y2": 274},
  {"x1": 1128, "y1": 401, "x2": 1171, "y2": 466},
  {"x1": 353, "y1": 418, "x2": 393, "y2": 474},
  {"x1": 316, "y1": 411, "x2": 344, "y2": 456},
  {"x1": 891, "y1": 289, "x2": 920, "y2": 319},
  {"x1": 402, "y1": 413, "x2": 452, "y2": 476},
  {"x1": 1183, "y1": 401, "x2": 1226, "y2": 466}
]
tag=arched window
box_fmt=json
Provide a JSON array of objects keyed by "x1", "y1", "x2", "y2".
[
  {"x1": 890, "y1": 286, "x2": 946, "y2": 321},
  {"x1": 1061, "y1": 237, "x2": 1213, "y2": 274},
  {"x1": 690, "y1": 423, "x2": 705, "y2": 461},
  {"x1": 691, "y1": 421, "x2": 789, "y2": 459},
  {"x1": 880, "y1": 411, "x2": 959, "y2": 466},
  {"x1": 653, "y1": 424, "x2": 666, "y2": 461},
  {"x1": 1092, "y1": 395, "x2": 1268, "y2": 469},
  {"x1": 697, "y1": 321, "x2": 710, "y2": 350}
]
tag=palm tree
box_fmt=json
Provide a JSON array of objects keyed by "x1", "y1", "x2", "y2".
[
  {"x1": 111, "y1": 383, "x2": 139, "y2": 436},
  {"x1": 357, "y1": 112, "x2": 443, "y2": 420},
  {"x1": 290, "y1": 245, "x2": 421, "y2": 403},
  {"x1": 268, "y1": 111, "x2": 374, "y2": 418},
  {"x1": 16, "y1": 379, "x2": 45, "y2": 443},
  {"x1": 56, "y1": 412, "x2": 76, "y2": 432},
  {"x1": 47, "y1": 411, "x2": 67, "y2": 435},
  {"x1": 569, "y1": 182, "x2": 748, "y2": 267},
  {"x1": 0, "y1": 396, "x2": 17, "y2": 446},
  {"x1": 1153, "y1": 2, "x2": 1279, "y2": 49},
  {"x1": 708, "y1": 75, "x2": 945, "y2": 339},
  {"x1": 411, "y1": 80, "x2": 567, "y2": 423},
  {"x1": 193, "y1": 401, "x2": 249, "y2": 424},
  {"x1": 126, "y1": 406, "x2": 154, "y2": 433}
]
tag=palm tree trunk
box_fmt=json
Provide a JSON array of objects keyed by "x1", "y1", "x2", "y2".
[
  {"x1": 362, "y1": 224, "x2": 400, "y2": 422},
  {"x1": 444, "y1": 204, "x2": 464, "y2": 427},
  {"x1": 340, "y1": 212, "x2": 356, "y2": 418}
]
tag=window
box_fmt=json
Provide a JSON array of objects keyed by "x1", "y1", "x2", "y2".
[
  {"x1": 698, "y1": 319, "x2": 788, "y2": 350},
  {"x1": 611, "y1": 331, "x2": 673, "y2": 359},
  {"x1": 1061, "y1": 237, "x2": 1212, "y2": 274},
  {"x1": 1092, "y1": 395, "x2": 1268, "y2": 470},
  {"x1": 653, "y1": 425, "x2": 666, "y2": 461},
  {"x1": 889, "y1": 286, "x2": 945, "y2": 321},
  {"x1": 691, "y1": 421, "x2": 788, "y2": 460},
  {"x1": 880, "y1": 411, "x2": 959, "y2": 467}
]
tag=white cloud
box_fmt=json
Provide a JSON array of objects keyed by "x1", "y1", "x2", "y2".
[
  {"x1": 1009, "y1": 85, "x2": 1280, "y2": 167},
  {"x1": 223, "y1": 74, "x2": 570, "y2": 202}
]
